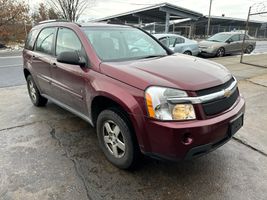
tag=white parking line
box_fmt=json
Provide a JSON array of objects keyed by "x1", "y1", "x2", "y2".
[
  {"x1": 0, "y1": 64, "x2": 22, "y2": 68},
  {"x1": 0, "y1": 56, "x2": 22, "y2": 59}
]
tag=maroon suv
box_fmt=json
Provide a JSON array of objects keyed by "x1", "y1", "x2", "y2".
[{"x1": 23, "y1": 21, "x2": 245, "y2": 169}]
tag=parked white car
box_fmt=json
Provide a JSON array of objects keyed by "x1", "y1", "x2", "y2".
[{"x1": 154, "y1": 34, "x2": 199, "y2": 56}]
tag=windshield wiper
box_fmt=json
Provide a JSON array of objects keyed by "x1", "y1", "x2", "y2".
[
  {"x1": 208, "y1": 39, "x2": 220, "y2": 42},
  {"x1": 139, "y1": 55, "x2": 166, "y2": 59}
]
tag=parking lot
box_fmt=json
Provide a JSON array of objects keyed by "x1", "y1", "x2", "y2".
[{"x1": 0, "y1": 51, "x2": 267, "y2": 200}]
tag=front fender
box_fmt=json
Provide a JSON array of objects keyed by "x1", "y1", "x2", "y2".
[{"x1": 85, "y1": 70, "x2": 151, "y2": 151}]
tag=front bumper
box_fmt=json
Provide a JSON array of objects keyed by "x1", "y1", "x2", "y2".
[
  {"x1": 199, "y1": 47, "x2": 217, "y2": 56},
  {"x1": 142, "y1": 97, "x2": 245, "y2": 161}
]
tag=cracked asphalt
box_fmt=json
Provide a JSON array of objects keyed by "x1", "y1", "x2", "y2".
[{"x1": 0, "y1": 52, "x2": 267, "y2": 200}]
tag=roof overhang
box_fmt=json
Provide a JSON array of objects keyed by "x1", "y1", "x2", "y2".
[{"x1": 93, "y1": 2, "x2": 203, "y2": 24}]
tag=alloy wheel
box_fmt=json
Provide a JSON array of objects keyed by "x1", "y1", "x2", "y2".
[
  {"x1": 28, "y1": 79, "x2": 37, "y2": 103},
  {"x1": 103, "y1": 120, "x2": 126, "y2": 158},
  {"x1": 217, "y1": 48, "x2": 225, "y2": 57}
]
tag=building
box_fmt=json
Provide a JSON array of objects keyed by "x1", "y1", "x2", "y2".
[{"x1": 94, "y1": 2, "x2": 267, "y2": 39}]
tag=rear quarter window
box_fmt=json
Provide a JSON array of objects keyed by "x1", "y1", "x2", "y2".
[{"x1": 24, "y1": 29, "x2": 39, "y2": 50}]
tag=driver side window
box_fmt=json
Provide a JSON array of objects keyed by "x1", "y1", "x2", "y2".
[
  {"x1": 229, "y1": 34, "x2": 240, "y2": 42},
  {"x1": 56, "y1": 28, "x2": 82, "y2": 56}
]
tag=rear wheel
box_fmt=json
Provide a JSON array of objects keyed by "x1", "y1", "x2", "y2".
[
  {"x1": 245, "y1": 45, "x2": 253, "y2": 54},
  {"x1": 96, "y1": 108, "x2": 139, "y2": 169},
  {"x1": 26, "y1": 75, "x2": 48, "y2": 106},
  {"x1": 183, "y1": 51, "x2": 192, "y2": 55},
  {"x1": 216, "y1": 47, "x2": 225, "y2": 57}
]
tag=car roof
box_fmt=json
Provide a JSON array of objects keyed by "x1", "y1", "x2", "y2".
[
  {"x1": 33, "y1": 20, "x2": 132, "y2": 29},
  {"x1": 216, "y1": 32, "x2": 241, "y2": 35}
]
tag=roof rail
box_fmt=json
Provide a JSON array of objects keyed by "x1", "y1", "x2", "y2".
[{"x1": 37, "y1": 19, "x2": 70, "y2": 25}]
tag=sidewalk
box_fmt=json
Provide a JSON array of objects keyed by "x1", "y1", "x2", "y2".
[
  {"x1": 211, "y1": 53, "x2": 267, "y2": 155},
  {"x1": 211, "y1": 53, "x2": 267, "y2": 80}
]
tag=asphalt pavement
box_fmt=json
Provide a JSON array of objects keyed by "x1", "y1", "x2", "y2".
[{"x1": 0, "y1": 51, "x2": 24, "y2": 88}]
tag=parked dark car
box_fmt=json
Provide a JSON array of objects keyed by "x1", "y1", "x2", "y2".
[
  {"x1": 199, "y1": 32, "x2": 256, "y2": 57},
  {"x1": 23, "y1": 21, "x2": 245, "y2": 169}
]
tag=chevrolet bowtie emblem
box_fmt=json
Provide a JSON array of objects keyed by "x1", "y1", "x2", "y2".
[{"x1": 224, "y1": 89, "x2": 232, "y2": 98}]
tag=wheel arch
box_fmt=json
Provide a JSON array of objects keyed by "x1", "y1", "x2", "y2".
[
  {"x1": 23, "y1": 68, "x2": 31, "y2": 79},
  {"x1": 90, "y1": 92, "x2": 147, "y2": 151}
]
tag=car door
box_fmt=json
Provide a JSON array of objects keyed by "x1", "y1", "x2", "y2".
[
  {"x1": 172, "y1": 36, "x2": 185, "y2": 53},
  {"x1": 50, "y1": 27, "x2": 87, "y2": 115},
  {"x1": 30, "y1": 27, "x2": 57, "y2": 96},
  {"x1": 226, "y1": 34, "x2": 241, "y2": 53}
]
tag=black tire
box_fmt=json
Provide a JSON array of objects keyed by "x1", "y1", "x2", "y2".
[
  {"x1": 183, "y1": 51, "x2": 192, "y2": 55},
  {"x1": 96, "y1": 108, "x2": 140, "y2": 169},
  {"x1": 216, "y1": 47, "x2": 225, "y2": 57},
  {"x1": 26, "y1": 75, "x2": 48, "y2": 107},
  {"x1": 245, "y1": 45, "x2": 253, "y2": 54}
]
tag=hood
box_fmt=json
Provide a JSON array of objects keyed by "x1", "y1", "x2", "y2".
[
  {"x1": 199, "y1": 40, "x2": 225, "y2": 48},
  {"x1": 100, "y1": 54, "x2": 232, "y2": 91}
]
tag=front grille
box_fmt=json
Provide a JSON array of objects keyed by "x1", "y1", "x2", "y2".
[
  {"x1": 196, "y1": 77, "x2": 235, "y2": 96},
  {"x1": 196, "y1": 78, "x2": 239, "y2": 116},
  {"x1": 202, "y1": 89, "x2": 239, "y2": 116}
]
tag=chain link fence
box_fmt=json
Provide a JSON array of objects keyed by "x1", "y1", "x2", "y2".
[{"x1": 240, "y1": 2, "x2": 267, "y2": 68}]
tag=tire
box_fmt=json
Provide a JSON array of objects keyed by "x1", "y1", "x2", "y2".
[
  {"x1": 96, "y1": 108, "x2": 140, "y2": 169},
  {"x1": 216, "y1": 47, "x2": 225, "y2": 57},
  {"x1": 245, "y1": 45, "x2": 253, "y2": 54},
  {"x1": 183, "y1": 51, "x2": 192, "y2": 55},
  {"x1": 26, "y1": 75, "x2": 48, "y2": 107}
]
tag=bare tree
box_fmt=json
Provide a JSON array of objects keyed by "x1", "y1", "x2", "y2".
[
  {"x1": 0, "y1": 0, "x2": 28, "y2": 27},
  {"x1": 48, "y1": 0, "x2": 91, "y2": 22},
  {"x1": 32, "y1": 3, "x2": 61, "y2": 24},
  {"x1": 0, "y1": 0, "x2": 29, "y2": 43}
]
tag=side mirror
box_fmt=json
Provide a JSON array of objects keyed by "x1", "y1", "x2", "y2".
[
  {"x1": 57, "y1": 51, "x2": 86, "y2": 66},
  {"x1": 226, "y1": 40, "x2": 232, "y2": 44}
]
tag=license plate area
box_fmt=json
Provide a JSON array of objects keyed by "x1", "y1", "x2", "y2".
[{"x1": 229, "y1": 114, "x2": 244, "y2": 137}]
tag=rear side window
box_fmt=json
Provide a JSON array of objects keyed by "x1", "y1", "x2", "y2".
[
  {"x1": 175, "y1": 37, "x2": 185, "y2": 44},
  {"x1": 35, "y1": 27, "x2": 57, "y2": 55},
  {"x1": 240, "y1": 34, "x2": 250, "y2": 40},
  {"x1": 56, "y1": 28, "x2": 82, "y2": 55},
  {"x1": 25, "y1": 29, "x2": 39, "y2": 50}
]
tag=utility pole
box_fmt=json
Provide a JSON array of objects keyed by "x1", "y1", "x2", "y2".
[{"x1": 207, "y1": 0, "x2": 213, "y2": 38}]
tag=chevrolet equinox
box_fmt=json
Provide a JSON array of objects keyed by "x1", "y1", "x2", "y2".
[{"x1": 23, "y1": 21, "x2": 245, "y2": 169}]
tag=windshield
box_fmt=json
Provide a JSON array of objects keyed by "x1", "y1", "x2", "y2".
[
  {"x1": 207, "y1": 33, "x2": 230, "y2": 42},
  {"x1": 82, "y1": 27, "x2": 168, "y2": 61}
]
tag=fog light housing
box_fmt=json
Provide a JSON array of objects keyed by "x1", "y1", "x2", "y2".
[{"x1": 172, "y1": 104, "x2": 196, "y2": 120}]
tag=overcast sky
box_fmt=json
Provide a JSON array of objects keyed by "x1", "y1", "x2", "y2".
[{"x1": 32, "y1": 0, "x2": 267, "y2": 21}]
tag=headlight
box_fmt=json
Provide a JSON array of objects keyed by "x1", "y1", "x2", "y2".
[{"x1": 145, "y1": 86, "x2": 196, "y2": 121}]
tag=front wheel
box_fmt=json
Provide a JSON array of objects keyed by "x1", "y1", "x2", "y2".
[
  {"x1": 27, "y1": 75, "x2": 48, "y2": 106},
  {"x1": 216, "y1": 47, "x2": 225, "y2": 57},
  {"x1": 183, "y1": 51, "x2": 192, "y2": 55},
  {"x1": 96, "y1": 108, "x2": 139, "y2": 169}
]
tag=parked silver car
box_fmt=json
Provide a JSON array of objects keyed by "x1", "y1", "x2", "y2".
[
  {"x1": 199, "y1": 32, "x2": 256, "y2": 57},
  {"x1": 154, "y1": 34, "x2": 199, "y2": 56}
]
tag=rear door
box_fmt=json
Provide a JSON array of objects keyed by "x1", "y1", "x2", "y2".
[
  {"x1": 31, "y1": 27, "x2": 57, "y2": 95},
  {"x1": 172, "y1": 36, "x2": 186, "y2": 53},
  {"x1": 50, "y1": 27, "x2": 88, "y2": 115}
]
